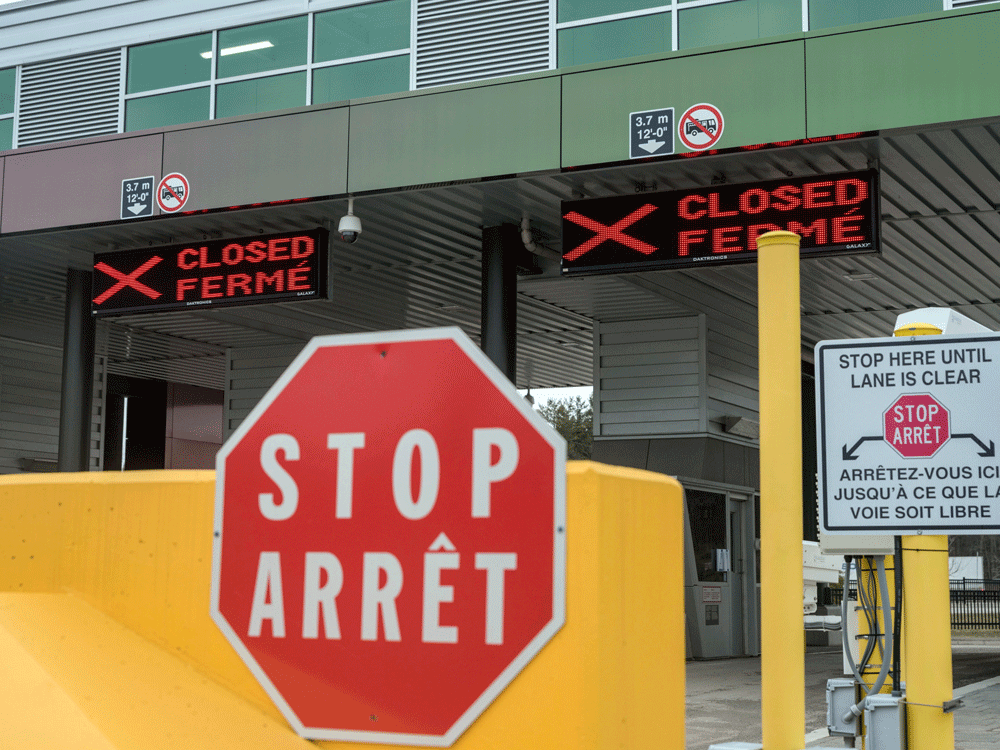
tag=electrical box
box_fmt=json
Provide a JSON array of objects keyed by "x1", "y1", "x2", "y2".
[
  {"x1": 817, "y1": 530, "x2": 895, "y2": 556},
  {"x1": 815, "y1": 484, "x2": 894, "y2": 555},
  {"x1": 865, "y1": 694, "x2": 906, "y2": 750},
  {"x1": 826, "y1": 678, "x2": 859, "y2": 737}
]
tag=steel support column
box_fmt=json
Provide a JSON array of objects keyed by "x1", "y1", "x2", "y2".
[
  {"x1": 58, "y1": 268, "x2": 96, "y2": 472},
  {"x1": 481, "y1": 224, "x2": 519, "y2": 382}
]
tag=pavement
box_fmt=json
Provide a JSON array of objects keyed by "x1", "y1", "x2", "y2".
[{"x1": 686, "y1": 634, "x2": 1000, "y2": 749}]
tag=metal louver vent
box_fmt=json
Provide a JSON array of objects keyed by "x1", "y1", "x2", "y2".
[
  {"x1": 415, "y1": 0, "x2": 551, "y2": 89},
  {"x1": 17, "y1": 49, "x2": 122, "y2": 147}
]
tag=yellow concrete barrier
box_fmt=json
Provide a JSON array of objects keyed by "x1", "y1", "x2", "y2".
[{"x1": 0, "y1": 462, "x2": 685, "y2": 749}]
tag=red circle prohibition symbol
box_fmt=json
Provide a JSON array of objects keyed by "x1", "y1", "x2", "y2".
[
  {"x1": 156, "y1": 173, "x2": 190, "y2": 213},
  {"x1": 678, "y1": 103, "x2": 724, "y2": 151}
]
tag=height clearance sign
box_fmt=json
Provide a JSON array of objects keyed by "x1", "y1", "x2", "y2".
[
  {"x1": 212, "y1": 328, "x2": 566, "y2": 745},
  {"x1": 816, "y1": 333, "x2": 1000, "y2": 535}
]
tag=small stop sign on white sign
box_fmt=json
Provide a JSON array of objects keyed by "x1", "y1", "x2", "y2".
[
  {"x1": 212, "y1": 328, "x2": 566, "y2": 746},
  {"x1": 883, "y1": 393, "x2": 950, "y2": 458}
]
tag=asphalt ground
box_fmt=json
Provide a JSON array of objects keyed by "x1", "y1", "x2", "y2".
[{"x1": 686, "y1": 634, "x2": 1000, "y2": 749}]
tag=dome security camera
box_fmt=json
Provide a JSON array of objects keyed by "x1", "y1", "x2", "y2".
[{"x1": 338, "y1": 198, "x2": 361, "y2": 243}]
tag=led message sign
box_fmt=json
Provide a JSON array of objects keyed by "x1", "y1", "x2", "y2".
[
  {"x1": 92, "y1": 228, "x2": 328, "y2": 316},
  {"x1": 561, "y1": 170, "x2": 878, "y2": 275}
]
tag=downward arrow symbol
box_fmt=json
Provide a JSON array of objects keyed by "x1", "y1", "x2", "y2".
[
  {"x1": 953, "y1": 433, "x2": 996, "y2": 457},
  {"x1": 637, "y1": 139, "x2": 665, "y2": 154},
  {"x1": 127, "y1": 203, "x2": 147, "y2": 215}
]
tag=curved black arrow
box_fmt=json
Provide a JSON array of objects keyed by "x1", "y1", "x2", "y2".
[
  {"x1": 952, "y1": 433, "x2": 996, "y2": 457},
  {"x1": 843, "y1": 436, "x2": 883, "y2": 460}
]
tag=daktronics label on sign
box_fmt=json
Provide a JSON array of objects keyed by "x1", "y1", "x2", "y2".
[
  {"x1": 561, "y1": 170, "x2": 878, "y2": 275},
  {"x1": 92, "y1": 228, "x2": 328, "y2": 316}
]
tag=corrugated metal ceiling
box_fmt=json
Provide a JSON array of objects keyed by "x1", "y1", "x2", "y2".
[{"x1": 3, "y1": 120, "x2": 1000, "y2": 390}]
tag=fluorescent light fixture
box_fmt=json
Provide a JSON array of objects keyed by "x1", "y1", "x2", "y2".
[{"x1": 200, "y1": 41, "x2": 273, "y2": 59}]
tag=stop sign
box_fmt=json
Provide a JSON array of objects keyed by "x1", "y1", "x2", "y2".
[
  {"x1": 211, "y1": 328, "x2": 566, "y2": 745},
  {"x1": 883, "y1": 393, "x2": 950, "y2": 458}
]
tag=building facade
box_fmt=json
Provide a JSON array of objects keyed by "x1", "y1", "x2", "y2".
[{"x1": 2, "y1": 0, "x2": 1000, "y2": 656}]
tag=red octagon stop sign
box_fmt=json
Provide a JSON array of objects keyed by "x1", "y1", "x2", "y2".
[
  {"x1": 211, "y1": 328, "x2": 566, "y2": 745},
  {"x1": 883, "y1": 393, "x2": 951, "y2": 458}
]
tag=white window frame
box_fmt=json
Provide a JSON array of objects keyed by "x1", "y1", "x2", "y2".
[
  {"x1": 551, "y1": 0, "x2": 963, "y2": 58},
  {"x1": 119, "y1": 2, "x2": 413, "y2": 132}
]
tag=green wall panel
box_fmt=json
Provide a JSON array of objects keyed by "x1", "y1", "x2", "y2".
[
  {"x1": 348, "y1": 78, "x2": 561, "y2": 192},
  {"x1": 805, "y1": 11, "x2": 1000, "y2": 136},
  {"x1": 561, "y1": 41, "x2": 806, "y2": 167},
  {"x1": 162, "y1": 107, "x2": 348, "y2": 209}
]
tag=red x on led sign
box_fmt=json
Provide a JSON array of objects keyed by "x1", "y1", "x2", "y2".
[
  {"x1": 563, "y1": 204, "x2": 658, "y2": 260},
  {"x1": 93, "y1": 256, "x2": 164, "y2": 304}
]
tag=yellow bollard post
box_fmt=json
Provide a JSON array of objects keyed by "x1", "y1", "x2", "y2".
[
  {"x1": 757, "y1": 230, "x2": 804, "y2": 750},
  {"x1": 893, "y1": 320, "x2": 955, "y2": 750}
]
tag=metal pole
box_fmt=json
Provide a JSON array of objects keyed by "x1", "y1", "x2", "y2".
[
  {"x1": 57, "y1": 268, "x2": 96, "y2": 472},
  {"x1": 757, "y1": 230, "x2": 804, "y2": 750},
  {"x1": 893, "y1": 321, "x2": 955, "y2": 750},
  {"x1": 480, "y1": 224, "x2": 518, "y2": 382}
]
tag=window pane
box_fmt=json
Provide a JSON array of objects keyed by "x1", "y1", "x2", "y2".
[
  {"x1": 217, "y1": 16, "x2": 307, "y2": 79},
  {"x1": 315, "y1": 0, "x2": 410, "y2": 63},
  {"x1": 0, "y1": 118, "x2": 11, "y2": 150},
  {"x1": 810, "y1": 0, "x2": 939, "y2": 30},
  {"x1": 216, "y1": 71, "x2": 306, "y2": 119},
  {"x1": 558, "y1": 0, "x2": 668, "y2": 23},
  {"x1": 687, "y1": 490, "x2": 728, "y2": 583},
  {"x1": 126, "y1": 88, "x2": 210, "y2": 131},
  {"x1": 313, "y1": 55, "x2": 409, "y2": 104},
  {"x1": 680, "y1": 0, "x2": 800, "y2": 50},
  {"x1": 0, "y1": 67, "x2": 14, "y2": 114},
  {"x1": 558, "y1": 12, "x2": 670, "y2": 67},
  {"x1": 127, "y1": 34, "x2": 211, "y2": 94}
]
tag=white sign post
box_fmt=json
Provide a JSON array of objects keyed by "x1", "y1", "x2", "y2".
[{"x1": 816, "y1": 332, "x2": 1000, "y2": 535}]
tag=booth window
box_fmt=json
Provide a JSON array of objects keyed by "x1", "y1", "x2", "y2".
[
  {"x1": 557, "y1": 0, "x2": 666, "y2": 23},
  {"x1": 313, "y1": 55, "x2": 409, "y2": 104},
  {"x1": 312, "y1": 0, "x2": 410, "y2": 103},
  {"x1": 558, "y1": 12, "x2": 671, "y2": 67},
  {"x1": 810, "y1": 0, "x2": 940, "y2": 30},
  {"x1": 0, "y1": 67, "x2": 13, "y2": 150},
  {"x1": 216, "y1": 16, "x2": 308, "y2": 79},
  {"x1": 123, "y1": 5, "x2": 411, "y2": 133},
  {"x1": 687, "y1": 490, "x2": 728, "y2": 583},
  {"x1": 555, "y1": 0, "x2": 949, "y2": 66},
  {"x1": 125, "y1": 34, "x2": 211, "y2": 131},
  {"x1": 127, "y1": 34, "x2": 212, "y2": 93},
  {"x1": 314, "y1": 0, "x2": 409, "y2": 61},
  {"x1": 216, "y1": 71, "x2": 307, "y2": 119},
  {"x1": 678, "y1": 0, "x2": 800, "y2": 49},
  {"x1": 126, "y1": 87, "x2": 211, "y2": 132}
]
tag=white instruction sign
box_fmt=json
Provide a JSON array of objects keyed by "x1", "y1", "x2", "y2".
[{"x1": 816, "y1": 333, "x2": 1000, "y2": 535}]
